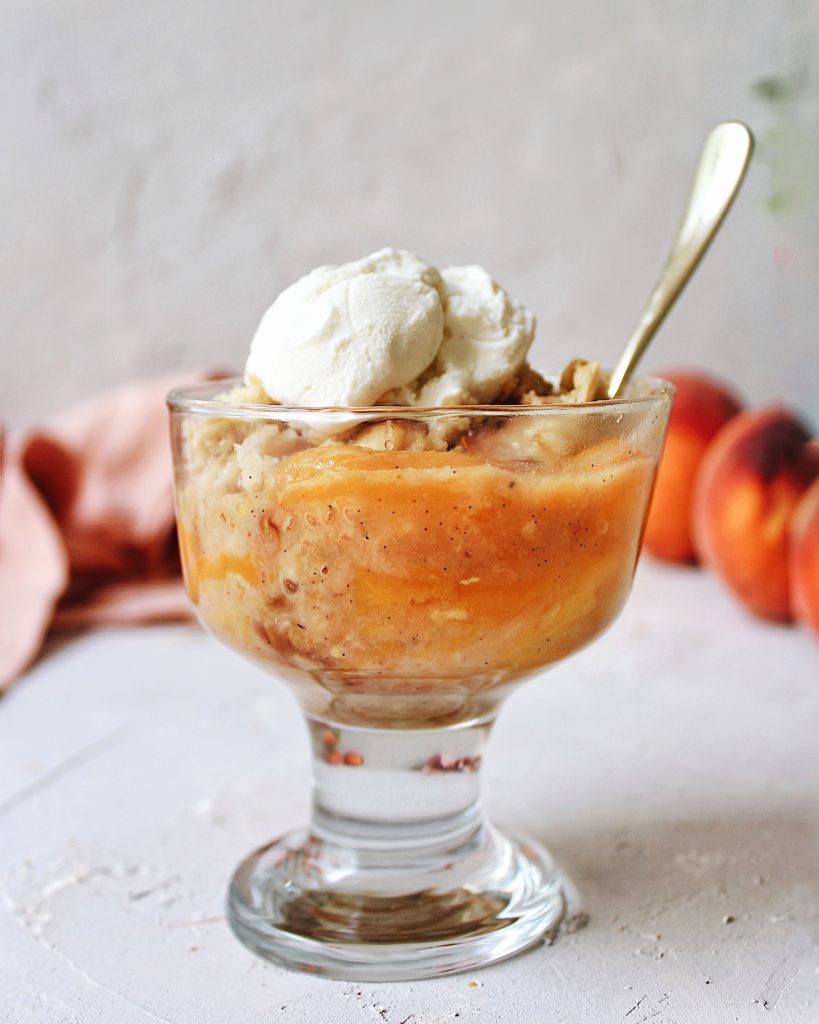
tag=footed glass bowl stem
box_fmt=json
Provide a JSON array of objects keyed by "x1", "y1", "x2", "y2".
[{"x1": 227, "y1": 713, "x2": 566, "y2": 980}]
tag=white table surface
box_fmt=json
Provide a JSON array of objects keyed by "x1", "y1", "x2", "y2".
[{"x1": 2, "y1": 561, "x2": 818, "y2": 1024}]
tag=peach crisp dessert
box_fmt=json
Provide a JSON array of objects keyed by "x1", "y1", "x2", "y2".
[
  {"x1": 168, "y1": 248, "x2": 672, "y2": 980},
  {"x1": 170, "y1": 250, "x2": 671, "y2": 727}
]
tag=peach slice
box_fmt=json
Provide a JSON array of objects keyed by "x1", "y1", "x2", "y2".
[
  {"x1": 693, "y1": 408, "x2": 819, "y2": 621},
  {"x1": 643, "y1": 371, "x2": 742, "y2": 563},
  {"x1": 790, "y1": 472, "x2": 819, "y2": 635}
]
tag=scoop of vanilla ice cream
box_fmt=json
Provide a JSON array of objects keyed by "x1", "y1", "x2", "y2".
[
  {"x1": 246, "y1": 248, "x2": 535, "y2": 407},
  {"x1": 247, "y1": 249, "x2": 444, "y2": 407}
]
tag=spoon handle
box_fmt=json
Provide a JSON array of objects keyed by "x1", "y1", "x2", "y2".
[{"x1": 607, "y1": 121, "x2": 754, "y2": 399}]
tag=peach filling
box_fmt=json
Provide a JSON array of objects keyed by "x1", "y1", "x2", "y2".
[{"x1": 178, "y1": 442, "x2": 654, "y2": 692}]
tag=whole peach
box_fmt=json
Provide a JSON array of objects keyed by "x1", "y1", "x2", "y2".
[
  {"x1": 643, "y1": 371, "x2": 742, "y2": 563},
  {"x1": 693, "y1": 408, "x2": 819, "y2": 621},
  {"x1": 790, "y1": 472, "x2": 819, "y2": 635}
]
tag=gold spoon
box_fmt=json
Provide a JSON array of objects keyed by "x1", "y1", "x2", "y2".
[{"x1": 607, "y1": 121, "x2": 754, "y2": 399}]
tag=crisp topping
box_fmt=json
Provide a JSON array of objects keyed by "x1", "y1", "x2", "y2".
[{"x1": 521, "y1": 359, "x2": 609, "y2": 405}]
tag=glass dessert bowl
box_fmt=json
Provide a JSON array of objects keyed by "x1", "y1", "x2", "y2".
[{"x1": 168, "y1": 375, "x2": 673, "y2": 981}]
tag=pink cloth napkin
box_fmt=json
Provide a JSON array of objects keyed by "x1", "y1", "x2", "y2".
[{"x1": 0, "y1": 371, "x2": 220, "y2": 690}]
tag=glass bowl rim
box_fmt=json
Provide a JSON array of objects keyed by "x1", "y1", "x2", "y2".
[{"x1": 167, "y1": 375, "x2": 674, "y2": 422}]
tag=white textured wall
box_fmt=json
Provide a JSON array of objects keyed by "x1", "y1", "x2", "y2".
[{"x1": 2, "y1": 0, "x2": 818, "y2": 428}]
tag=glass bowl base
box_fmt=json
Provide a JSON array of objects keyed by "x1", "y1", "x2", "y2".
[{"x1": 226, "y1": 825, "x2": 567, "y2": 981}]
